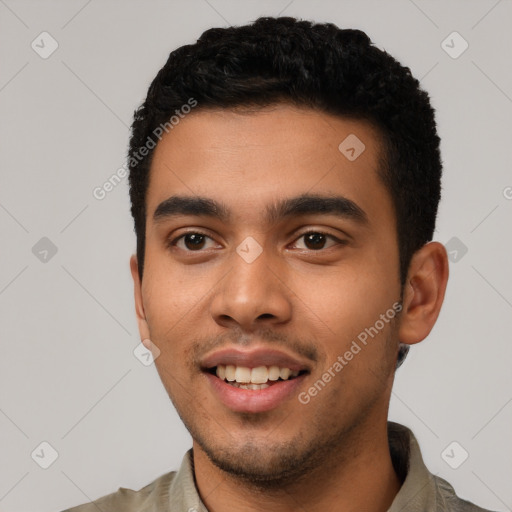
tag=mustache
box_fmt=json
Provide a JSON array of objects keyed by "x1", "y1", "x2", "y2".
[{"x1": 189, "y1": 327, "x2": 320, "y2": 369}]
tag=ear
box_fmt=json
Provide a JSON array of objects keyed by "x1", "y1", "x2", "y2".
[
  {"x1": 398, "y1": 241, "x2": 449, "y2": 345},
  {"x1": 130, "y1": 254, "x2": 150, "y2": 341}
]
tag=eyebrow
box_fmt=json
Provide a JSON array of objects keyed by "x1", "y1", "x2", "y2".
[{"x1": 153, "y1": 193, "x2": 369, "y2": 226}]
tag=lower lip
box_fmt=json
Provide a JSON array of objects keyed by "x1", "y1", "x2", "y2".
[{"x1": 204, "y1": 372, "x2": 307, "y2": 413}]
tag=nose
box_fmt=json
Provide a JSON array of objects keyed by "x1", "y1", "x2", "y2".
[{"x1": 209, "y1": 247, "x2": 292, "y2": 331}]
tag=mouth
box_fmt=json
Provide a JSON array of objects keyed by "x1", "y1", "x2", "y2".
[
  {"x1": 206, "y1": 364, "x2": 308, "y2": 390},
  {"x1": 200, "y1": 348, "x2": 312, "y2": 413}
]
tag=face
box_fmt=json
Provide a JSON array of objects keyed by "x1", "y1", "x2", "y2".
[{"x1": 131, "y1": 104, "x2": 404, "y2": 484}]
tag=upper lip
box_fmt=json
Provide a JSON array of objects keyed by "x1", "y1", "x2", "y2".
[{"x1": 201, "y1": 347, "x2": 312, "y2": 373}]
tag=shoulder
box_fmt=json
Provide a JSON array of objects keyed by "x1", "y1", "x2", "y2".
[
  {"x1": 433, "y1": 474, "x2": 498, "y2": 512},
  {"x1": 59, "y1": 470, "x2": 176, "y2": 512}
]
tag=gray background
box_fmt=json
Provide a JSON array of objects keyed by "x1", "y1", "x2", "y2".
[{"x1": 1, "y1": 0, "x2": 511, "y2": 510}]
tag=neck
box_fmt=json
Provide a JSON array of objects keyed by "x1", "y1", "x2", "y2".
[{"x1": 193, "y1": 420, "x2": 402, "y2": 512}]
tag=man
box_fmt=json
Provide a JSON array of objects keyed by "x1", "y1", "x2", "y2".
[{"x1": 63, "y1": 16, "x2": 494, "y2": 512}]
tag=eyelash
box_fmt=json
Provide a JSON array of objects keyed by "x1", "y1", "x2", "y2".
[{"x1": 167, "y1": 230, "x2": 345, "y2": 253}]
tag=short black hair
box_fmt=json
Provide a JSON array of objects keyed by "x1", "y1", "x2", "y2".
[{"x1": 128, "y1": 16, "x2": 442, "y2": 288}]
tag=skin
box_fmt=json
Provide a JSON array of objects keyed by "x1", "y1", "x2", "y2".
[{"x1": 130, "y1": 103, "x2": 449, "y2": 512}]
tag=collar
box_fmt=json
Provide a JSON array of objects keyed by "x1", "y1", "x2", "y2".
[{"x1": 387, "y1": 421, "x2": 439, "y2": 511}]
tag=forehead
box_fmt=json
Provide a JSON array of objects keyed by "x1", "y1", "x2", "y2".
[{"x1": 146, "y1": 104, "x2": 393, "y2": 230}]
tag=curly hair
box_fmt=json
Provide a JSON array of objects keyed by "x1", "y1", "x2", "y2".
[{"x1": 128, "y1": 16, "x2": 442, "y2": 290}]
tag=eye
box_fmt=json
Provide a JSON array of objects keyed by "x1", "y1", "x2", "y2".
[
  {"x1": 167, "y1": 230, "x2": 345, "y2": 253},
  {"x1": 168, "y1": 231, "x2": 218, "y2": 251},
  {"x1": 291, "y1": 231, "x2": 344, "y2": 251}
]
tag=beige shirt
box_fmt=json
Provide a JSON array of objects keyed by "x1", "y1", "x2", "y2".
[{"x1": 61, "y1": 422, "x2": 494, "y2": 512}]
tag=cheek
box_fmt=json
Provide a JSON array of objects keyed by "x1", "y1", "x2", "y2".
[
  {"x1": 307, "y1": 265, "x2": 395, "y2": 328},
  {"x1": 141, "y1": 275, "x2": 191, "y2": 355},
  {"x1": 142, "y1": 249, "x2": 213, "y2": 328},
  {"x1": 302, "y1": 264, "x2": 400, "y2": 377}
]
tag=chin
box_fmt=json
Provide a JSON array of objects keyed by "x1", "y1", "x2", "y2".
[{"x1": 200, "y1": 439, "x2": 320, "y2": 488}]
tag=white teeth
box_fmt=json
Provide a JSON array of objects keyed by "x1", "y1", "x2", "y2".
[
  {"x1": 216, "y1": 365, "x2": 226, "y2": 380},
  {"x1": 279, "y1": 367, "x2": 291, "y2": 380},
  {"x1": 250, "y1": 366, "x2": 269, "y2": 384},
  {"x1": 214, "y1": 364, "x2": 301, "y2": 384},
  {"x1": 268, "y1": 365, "x2": 280, "y2": 381},
  {"x1": 225, "y1": 365, "x2": 236, "y2": 382},
  {"x1": 235, "y1": 366, "x2": 251, "y2": 383}
]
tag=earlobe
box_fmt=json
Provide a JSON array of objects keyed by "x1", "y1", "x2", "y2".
[
  {"x1": 130, "y1": 254, "x2": 150, "y2": 340},
  {"x1": 398, "y1": 241, "x2": 449, "y2": 346}
]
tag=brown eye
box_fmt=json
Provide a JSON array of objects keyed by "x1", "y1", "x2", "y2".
[
  {"x1": 182, "y1": 233, "x2": 206, "y2": 250},
  {"x1": 169, "y1": 232, "x2": 217, "y2": 251},
  {"x1": 304, "y1": 233, "x2": 327, "y2": 250},
  {"x1": 293, "y1": 231, "x2": 342, "y2": 251}
]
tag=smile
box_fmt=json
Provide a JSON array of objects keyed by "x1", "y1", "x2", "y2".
[{"x1": 209, "y1": 364, "x2": 305, "y2": 390}]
